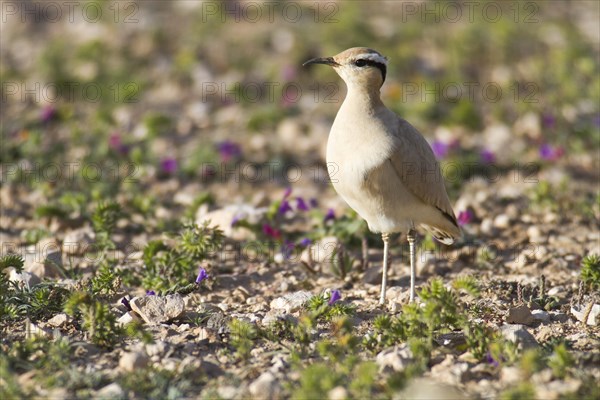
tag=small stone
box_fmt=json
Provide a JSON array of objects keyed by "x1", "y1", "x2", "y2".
[
  {"x1": 571, "y1": 304, "x2": 599, "y2": 326},
  {"x1": 217, "y1": 386, "x2": 238, "y2": 399},
  {"x1": 47, "y1": 313, "x2": 68, "y2": 328},
  {"x1": 301, "y1": 236, "x2": 341, "y2": 266},
  {"x1": 493, "y1": 214, "x2": 511, "y2": 229},
  {"x1": 145, "y1": 340, "x2": 169, "y2": 358},
  {"x1": 362, "y1": 266, "x2": 382, "y2": 284},
  {"x1": 549, "y1": 311, "x2": 568, "y2": 323},
  {"x1": 500, "y1": 324, "x2": 538, "y2": 349},
  {"x1": 25, "y1": 320, "x2": 52, "y2": 339},
  {"x1": 8, "y1": 268, "x2": 41, "y2": 287},
  {"x1": 62, "y1": 228, "x2": 94, "y2": 255},
  {"x1": 270, "y1": 291, "x2": 313, "y2": 313},
  {"x1": 23, "y1": 238, "x2": 62, "y2": 278},
  {"x1": 376, "y1": 344, "x2": 413, "y2": 373},
  {"x1": 130, "y1": 294, "x2": 185, "y2": 325},
  {"x1": 196, "y1": 205, "x2": 265, "y2": 241},
  {"x1": 527, "y1": 226, "x2": 544, "y2": 243},
  {"x1": 430, "y1": 354, "x2": 469, "y2": 386},
  {"x1": 480, "y1": 218, "x2": 494, "y2": 234},
  {"x1": 328, "y1": 386, "x2": 348, "y2": 400},
  {"x1": 507, "y1": 305, "x2": 535, "y2": 326},
  {"x1": 501, "y1": 366, "x2": 521, "y2": 384},
  {"x1": 117, "y1": 312, "x2": 138, "y2": 325},
  {"x1": 96, "y1": 383, "x2": 125, "y2": 399},
  {"x1": 248, "y1": 371, "x2": 281, "y2": 400},
  {"x1": 119, "y1": 351, "x2": 149, "y2": 372},
  {"x1": 400, "y1": 377, "x2": 464, "y2": 400},
  {"x1": 531, "y1": 309, "x2": 550, "y2": 323}
]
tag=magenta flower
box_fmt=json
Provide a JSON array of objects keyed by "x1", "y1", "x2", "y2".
[
  {"x1": 281, "y1": 65, "x2": 298, "y2": 81},
  {"x1": 279, "y1": 200, "x2": 293, "y2": 215},
  {"x1": 109, "y1": 132, "x2": 130, "y2": 155},
  {"x1": 328, "y1": 289, "x2": 342, "y2": 305},
  {"x1": 195, "y1": 267, "x2": 209, "y2": 284},
  {"x1": 262, "y1": 223, "x2": 281, "y2": 239},
  {"x1": 324, "y1": 208, "x2": 336, "y2": 223},
  {"x1": 431, "y1": 140, "x2": 449, "y2": 159},
  {"x1": 216, "y1": 140, "x2": 242, "y2": 162},
  {"x1": 457, "y1": 210, "x2": 473, "y2": 226},
  {"x1": 539, "y1": 144, "x2": 564, "y2": 161},
  {"x1": 146, "y1": 290, "x2": 156, "y2": 296},
  {"x1": 480, "y1": 149, "x2": 495, "y2": 164},
  {"x1": 160, "y1": 157, "x2": 178, "y2": 174},
  {"x1": 296, "y1": 197, "x2": 309, "y2": 211},
  {"x1": 40, "y1": 105, "x2": 56, "y2": 123}
]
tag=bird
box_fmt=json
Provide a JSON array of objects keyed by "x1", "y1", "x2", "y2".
[{"x1": 303, "y1": 47, "x2": 461, "y2": 304}]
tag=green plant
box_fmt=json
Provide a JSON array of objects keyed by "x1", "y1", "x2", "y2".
[
  {"x1": 548, "y1": 342, "x2": 574, "y2": 379},
  {"x1": 580, "y1": 254, "x2": 600, "y2": 290},
  {"x1": 229, "y1": 318, "x2": 258, "y2": 361},
  {"x1": 91, "y1": 201, "x2": 122, "y2": 250},
  {"x1": 305, "y1": 292, "x2": 355, "y2": 322},
  {"x1": 142, "y1": 222, "x2": 223, "y2": 290},
  {"x1": 64, "y1": 291, "x2": 123, "y2": 348}
]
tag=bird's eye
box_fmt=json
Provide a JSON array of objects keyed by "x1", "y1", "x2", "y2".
[{"x1": 354, "y1": 59, "x2": 367, "y2": 67}]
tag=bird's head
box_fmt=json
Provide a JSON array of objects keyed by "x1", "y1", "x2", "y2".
[{"x1": 303, "y1": 47, "x2": 388, "y2": 90}]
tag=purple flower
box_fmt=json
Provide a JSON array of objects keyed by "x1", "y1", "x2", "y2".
[
  {"x1": 121, "y1": 297, "x2": 132, "y2": 310},
  {"x1": 328, "y1": 289, "x2": 342, "y2": 305},
  {"x1": 296, "y1": 197, "x2": 309, "y2": 211},
  {"x1": 309, "y1": 198, "x2": 318, "y2": 208},
  {"x1": 480, "y1": 149, "x2": 495, "y2": 164},
  {"x1": 195, "y1": 267, "x2": 208, "y2": 284},
  {"x1": 486, "y1": 352, "x2": 500, "y2": 367},
  {"x1": 160, "y1": 157, "x2": 178, "y2": 174},
  {"x1": 282, "y1": 240, "x2": 295, "y2": 260},
  {"x1": 457, "y1": 210, "x2": 473, "y2": 226},
  {"x1": 431, "y1": 140, "x2": 449, "y2": 159},
  {"x1": 299, "y1": 238, "x2": 312, "y2": 247},
  {"x1": 40, "y1": 105, "x2": 56, "y2": 123},
  {"x1": 146, "y1": 290, "x2": 156, "y2": 296},
  {"x1": 541, "y1": 112, "x2": 556, "y2": 129},
  {"x1": 324, "y1": 208, "x2": 336, "y2": 223},
  {"x1": 231, "y1": 215, "x2": 241, "y2": 227},
  {"x1": 283, "y1": 187, "x2": 292, "y2": 199},
  {"x1": 593, "y1": 114, "x2": 600, "y2": 128},
  {"x1": 278, "y1": 200, "x2": 293, "y2": 215},
  {"x1": 539, "y1": 144, "x2": 564, "y2": 161},
  {"x1": 216, "y1": 140, "x2": 242, "y2": 162},
  {"x1": 262, "y1": 223, "x2": 281, "y2": 239}
]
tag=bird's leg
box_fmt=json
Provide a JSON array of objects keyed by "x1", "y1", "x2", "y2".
[
  {"x1": 407, "y1": 229, "x2": 416, "y2": 303},
  {"x1": 379, "y1": 232, "x2": 390, "y2": 305}
]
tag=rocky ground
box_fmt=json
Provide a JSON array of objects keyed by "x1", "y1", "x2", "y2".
[{"x1": 1, "y1": 1, "x2": 599, "y2": 399}]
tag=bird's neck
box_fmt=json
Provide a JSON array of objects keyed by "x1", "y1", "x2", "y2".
[{"x1": 343, "y1": 85, "x2": 385, "y2": 113}]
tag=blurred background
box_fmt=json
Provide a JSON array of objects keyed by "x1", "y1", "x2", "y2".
[{"x1": 1, "y1": 0, "x2": 599, "y2": 233}]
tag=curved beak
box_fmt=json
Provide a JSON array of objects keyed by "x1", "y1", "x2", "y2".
[{"x1": 302, "y1": 56, "x2": 339, "y2": 67}]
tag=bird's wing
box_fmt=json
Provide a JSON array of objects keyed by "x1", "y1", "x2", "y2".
[{"x1": 387, "y1": 118, "x2": 459, "y2": 230}]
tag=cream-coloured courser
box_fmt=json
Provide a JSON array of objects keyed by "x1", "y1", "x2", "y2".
[{"x1": 304, "y1": 47, "x2": 461, "y2": 304}]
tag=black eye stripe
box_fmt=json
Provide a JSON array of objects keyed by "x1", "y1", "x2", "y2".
[{"x1": 353, "y1": 59, "x2": 387, "y2": 83}]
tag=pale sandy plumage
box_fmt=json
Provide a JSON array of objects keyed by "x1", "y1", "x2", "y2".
[{"x1": 304, "y1": 47, "x2": 460, "y2": 304}]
